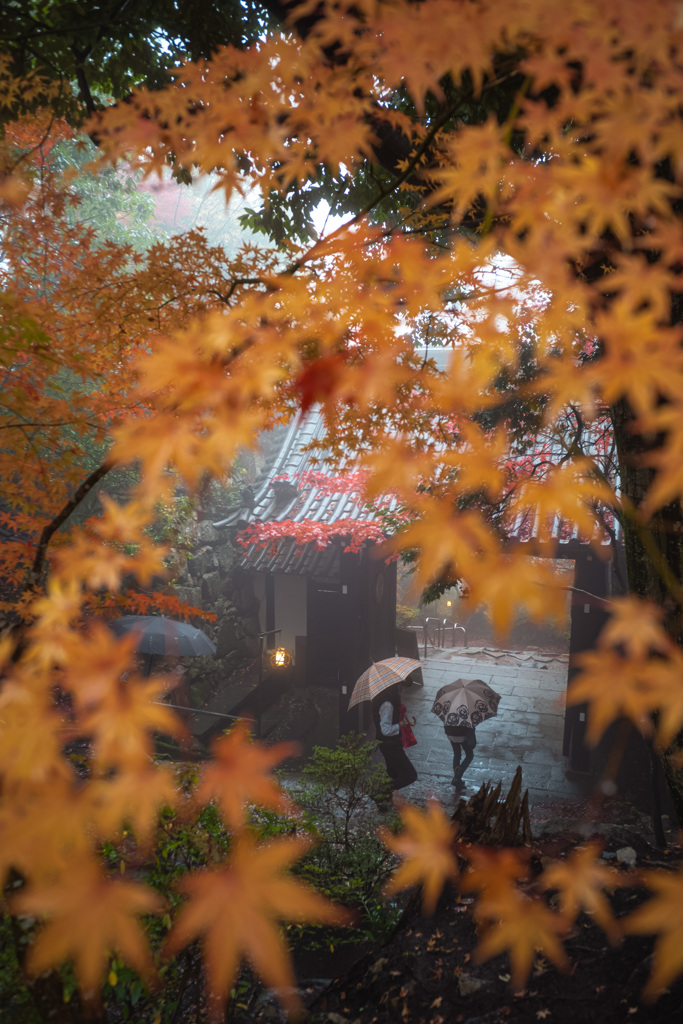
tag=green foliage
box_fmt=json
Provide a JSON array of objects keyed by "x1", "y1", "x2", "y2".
[
  {"x1": 55, "y1": 137, "x2": 164, "y2": 252},
  {"x1": 0, "y1": 0, "x2": 268, "y2": 124},
  {"x1": 0, "y1": 913, "x2": 41, "y2": 1024},
  {"x1": 240, "y1": 186, "x2": 319, "y2": 246},
  {"x1": 285, "y1": 735, "x2": 403, "y2": 947},
  {"x1": 299, "y1": 734, "x2": 392, "y2": 825},
  {"x1": 150, "y1": 493, "x2": 198, "y2": 549},
  {"x1": 397, "y1": 603, "x2": 420, "y2": 628},
  {"x1": 1, "y1": 739, "x2": 401, "y2": 1020}
]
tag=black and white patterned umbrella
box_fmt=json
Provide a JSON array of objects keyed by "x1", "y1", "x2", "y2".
[{"x1": 430, "y1": 678, "x2": 501, "y2": 728}]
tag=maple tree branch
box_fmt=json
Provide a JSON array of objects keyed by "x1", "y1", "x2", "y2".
[
  {"x1": 4, "y1": 108, "x2": 58, "y2": 176},
  {"x1": 208, "y1": 278, "x2": 266, "y2": 304},
  {"x1": 0, "y1": 418, "x2": 100, "y2": 431},
  {"x1": 30, "y1": 460, "x2": 113, "y2": 586},
  {"x1": 71, "y1": 49, "x2": 97, "y2": 118},
  {"x1": 279, "y1": 99, "x2": 471, "y2": 285},
  {"x1": 16, "y1": 424, "x2": 51, "y2": 494}
]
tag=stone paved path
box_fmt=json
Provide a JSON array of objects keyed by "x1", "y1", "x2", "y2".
[{"x1": 381, "y1": 647, "x2": 597, "y2": 817}]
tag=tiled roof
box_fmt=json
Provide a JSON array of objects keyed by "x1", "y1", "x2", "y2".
[
  {"x1": 502, "y1": 419, "x2": 620, "y2": 552},
  {"x1": 214, "y1": 411, "x2": 385, "y2": 576},
  {"x1": 214, "y1": 349, "x2": 621, "y2": 573}
]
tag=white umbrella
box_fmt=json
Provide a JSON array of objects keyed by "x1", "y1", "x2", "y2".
[{"x1": 348, "y1": 657, "x2": 422, "y2": 710}]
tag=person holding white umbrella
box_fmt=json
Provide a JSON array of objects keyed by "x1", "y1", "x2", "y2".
[
  {"x1": 348, "y1": 657, "x2": 421, "y2": 798},
  {"x1": 371, "y1": 684, "x2": 418, "y2": 794}
]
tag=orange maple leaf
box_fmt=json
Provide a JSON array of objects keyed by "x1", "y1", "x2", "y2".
[
  {"x1": 379, "y1": 798, "x2": 459, "y2": 913},
  {"x1": 0, "y1": 675, "x2": 71, "y2": 787},
  {"x1": 294, "y1": 352, "x2": 349, "y2": 414},
  {"x1": 568, "y1": 646, "x2": 683, "y2": 749},
  {"x1": 80, "y1": 675, "x2": 187, "y2": 769},
  {"x1": 598, "y1": 596, "x2": 673, "y2": 659},
  {"x1": 165, "y1": 833, "x2": 355, "y2": 1017},
  {"x1": 466, "y1": 554, "x2": 568, "y2": 639},
  {"x1": 464, "y1": 849, "x2": 568, "y2": 987},
  {"x1": 540, "y1": 841, "x2": 624, "y2": 942},
  {"x1": 623, "y1": 866, "x2": 683, "y2": 999},
  {"x1": 196, "y1": 719, "x2": 298, "y2": 830},
  {"x1": 62, "y1": 623, "x2": 140, "y2": 709},
  {"x1": 13, "y1": 862, "x2": 163, "y2": 992},
  {"x1": 89, "y1": 764, "x2": 180, "y2": 844},
  {"x1": 510, "y1": 458, "x2": 615, "y2": 548},
  {"x1": 472, "y1": 890, "x2": 569, "y2": 990},
  {"x1": 461, "y1": 846, "x2": 530, "y2": 901},
  {"x1": 0, "y1": 777, "x2": 92, "y2": 885}
]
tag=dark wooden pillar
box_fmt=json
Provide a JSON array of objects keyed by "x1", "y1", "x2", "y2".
[{"x1": 564, "y1": 553, "x2": 611, "y2": 771}]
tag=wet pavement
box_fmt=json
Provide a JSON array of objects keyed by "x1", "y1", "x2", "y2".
[{"x1": 384, "y1": 647, "x2": 597, "y2": 817}]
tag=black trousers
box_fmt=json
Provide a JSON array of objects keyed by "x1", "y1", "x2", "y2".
[
  {"x1": 379, "y1": 737, "x2": 418, "y2": 790},
  {"x1": 449, "y1": 732, "x2": 476, "y2": 778}
]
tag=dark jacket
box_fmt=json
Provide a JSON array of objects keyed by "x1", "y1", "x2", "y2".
[
  {"x1": 445, "y1": 723, "x2": 475, "y2": 740},
  {"x1": 372, "y1": 685, "x2": 400, "y2": 741}
]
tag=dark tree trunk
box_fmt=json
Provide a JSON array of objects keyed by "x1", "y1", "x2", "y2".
[{"x1": 610, "y1": 398, "x2": 683, "y2": 822}]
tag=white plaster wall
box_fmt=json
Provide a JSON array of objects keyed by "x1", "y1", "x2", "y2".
[
  {"x1": 273, "y1": 574, "x2": 307, "y2": 656},
  {"x1": 253, "y1": 572, "x2": 267, "y2": 634}
]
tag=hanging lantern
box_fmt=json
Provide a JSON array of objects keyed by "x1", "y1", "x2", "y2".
[{"x1": 270, "y1": 647, "x2": 292, "y2": 668}]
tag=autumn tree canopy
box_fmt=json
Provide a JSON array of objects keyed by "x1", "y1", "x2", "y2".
[{"x1": 3, "y1": 0, "x2": 683, "y2": 1017}]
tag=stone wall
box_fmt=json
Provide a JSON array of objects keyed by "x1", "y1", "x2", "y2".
[
  {"x1": 172, "y1": 518, "x2": 261, "y2": 707},
  {"x1": 166, "y1": 426, "x2": 292, "y2": 709}
]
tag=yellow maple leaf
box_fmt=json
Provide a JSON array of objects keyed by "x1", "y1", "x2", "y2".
[
  {"x1": 440, "y1": 422, "x2": 507, "y2": 500},
  {"x1": 12, "y1": 861, "x2": 163, "y2": 992},
  {"x1": 623, "y1": 866, "x2": 683, "y2": 999},
  {"x1": 165, "y1": 833, "x2": 354, "y2": 1016},
  {"x1": 379, "y1": 799, "x2": 459, "y2": 913},
  {"x1": 196, "y1": 719, "x2": 299, "y2": 831},
  {"x1": 593, "y1": 300, "x2": 683, "y2": 418},
  {"x1": 637, "y1": 399, "x2": 683, "y2": 514},
  {"x1": 29, "y1": 576, "x2": 83, "y2": 635},
  {"x1": 647, "y1": 647, "x2": 683, "y2": 749},
  {"x1": 540, "y1": 842, "x2": 623, "y2": 942}
]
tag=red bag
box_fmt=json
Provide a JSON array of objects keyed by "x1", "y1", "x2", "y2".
[
  {"x1": 400, "y1": 721, "x2": 417, "y2": 748},
  {"x1": 399, "y1": 703, "x2": 417, "y2": 748}
]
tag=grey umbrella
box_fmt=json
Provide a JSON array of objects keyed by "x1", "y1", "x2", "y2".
[{"x1": 108, "y1": 615, "x2": 216, "y2": 658}]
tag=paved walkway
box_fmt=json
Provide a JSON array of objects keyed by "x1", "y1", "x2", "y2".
[{"x1": 385, "y1": 647, "x2": 596, "y2": 817}]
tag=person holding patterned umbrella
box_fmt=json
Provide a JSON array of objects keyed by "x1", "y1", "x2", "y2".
[
  {"x1": 431, "y1": 678, "x2": 501, "y2": 790},
  {"x1": 445, "y1": 721, "x2": 477, "y2": 790}
]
